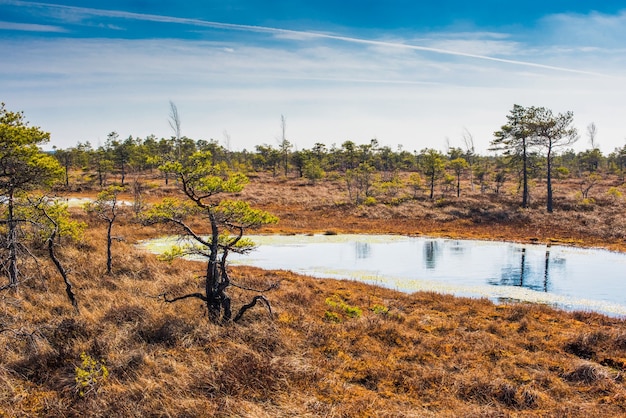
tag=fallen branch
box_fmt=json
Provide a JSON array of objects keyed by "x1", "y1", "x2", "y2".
[
  {"x1": 0, "y1": 327, "x2": 41, "y2": 345},
  {"x1": 233, "y1": 295, "x2": 272, "y2": 322},
  {"x1": 162, "y1": 292, "x2": 207, "y2": 303}
]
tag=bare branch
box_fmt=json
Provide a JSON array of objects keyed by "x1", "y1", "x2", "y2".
[
  {"x1": 0, "y1": 282, "x2": 16, "y2": 292},
  {"x1": 0, "y1": 327, "x2": 41, "y2": 344},
  {"x1": 145, "y1": 213, "x2": 212, "y2": 250},
  {"x1": 230, "y1": 280, "x2": 281, "y2": 293},
  {"x1": 233, "y1": 295, "x2": 273, "y2": 322},
  {"x1": 162, "y1": 292, "x2": 207, "y2": 303},
  {"x1": 41, "y1": 207, "x2": 78, "y2": 311},
  {"x1": 461, "y1": 128, "x2": 475, "y2": 154}
]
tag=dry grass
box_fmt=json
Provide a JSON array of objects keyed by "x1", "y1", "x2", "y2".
[
  {"x1": 1, "y1": 172, "x2": 626, "y2": 416},
  {"x1": 237, "y1": 173, "x2": 626, "y2": 252}
]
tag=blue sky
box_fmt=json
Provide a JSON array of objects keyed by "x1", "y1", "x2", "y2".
[{"x1": 1, "y1": 1, "x2": 625, "y2": 153}]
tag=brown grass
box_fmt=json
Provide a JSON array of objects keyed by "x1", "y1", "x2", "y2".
[
  {"x1": 1, "y1": 172, "x2": 626, "y2": 416},
  {"x1": 236, "y1": 173, "x2": 626, "y2": 252}
]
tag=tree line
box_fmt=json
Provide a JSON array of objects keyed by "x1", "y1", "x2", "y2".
[{"x1": 54, "y1": 105, "x2": 624, "y2": 209}]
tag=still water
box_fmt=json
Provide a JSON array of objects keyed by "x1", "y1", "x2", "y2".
[{"x1": 139, "y1": 234, "x2": 626, "y2": 317}]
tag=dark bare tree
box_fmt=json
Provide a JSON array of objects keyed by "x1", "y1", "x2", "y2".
[
  {"x1": 169, "y1": 100, "x2": 182, "y2": 159},
  {"x1": 31, "y1": 198, "x2": 84, "y2": 310},
  {"x1": 462, "y1": 128, "x2": 476, "y2": 191},
  {"x1": 587, "y1": 122, "x2": 598, "y2": 150},
  {"x1": 143, "y1": 151, "x2": 278, "y2": 323},
  {"x1": 84, "y1": 186, "x2": 124, "y2": 275}
]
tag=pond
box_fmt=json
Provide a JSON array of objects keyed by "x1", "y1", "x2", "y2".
[
  {"x1": 58, "y1": 197, "x2": 133, "y2": 208},
  {"x1": 138, "y1": 234, "x2": 626, "y2": 317}
]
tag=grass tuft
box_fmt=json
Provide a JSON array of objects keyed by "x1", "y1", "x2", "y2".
[{"x1": 2, "y1": 174, "x2": 626, "y2": 416}]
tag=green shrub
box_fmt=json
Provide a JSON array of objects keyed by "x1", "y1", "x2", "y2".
[
  {"x1": 325, "y1": 295, "x2": 362, "y2": 319},
  {"x1": 607, "y1": 187, "x2": 623, "y2": 200},
  {"x1": 324, "y1": 311, "x2": 341, "y2": 323},
  {"x1": 363, "y1": 196, "x2": 377, "y2": 206},
  {"x1": 371, "y1": 304, "x2": 389, "y2": 315},
  {"x1": 75, "y1": 352, "x2": 109, "y2": 397},
  {"x1": 343, "y1": 304, "x2": 363, "y2": 318}
]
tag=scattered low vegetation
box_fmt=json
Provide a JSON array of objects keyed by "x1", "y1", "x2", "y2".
[
  {"x1": 1, "y1": 177, "x2": 625, "y2": 416},
  {"x1": 3, "y1": 102, "x2": 626, "y2": 416},
  {"x1": 2, "y1": 226, "x2": 626, "y2": 416}
]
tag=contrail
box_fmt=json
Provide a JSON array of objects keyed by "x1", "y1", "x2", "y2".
[
  {"x1": 2, "y1": 0, "x2": 610, "y2": 77},
  {"x1": 0, "y1": 20, "x2": 66, "y2": 32}
]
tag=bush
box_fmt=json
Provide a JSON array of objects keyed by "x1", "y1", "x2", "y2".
[
  {"x1": 362, "y1": 196, "x2": 377, "y2": 206},
  {"x1": 371, "y1": 304, "x2": 389, "y2": 315},
  {"x1": 325, "y1": 295, "x2": 363, "y2": 320},
  {"x1": 607, "y1": 187, "x2": 623, "y2": 200},
  {"x1": 324, "y1": 311, "x2": 341, "y2": 323},
  {"x1": 75, "y1": 352, "x2": 109, "y2": 397}
]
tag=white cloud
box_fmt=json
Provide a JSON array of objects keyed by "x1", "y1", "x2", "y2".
[
  {"x1": 539, "y1": 10, "x2": 626, "y2": 49},
  {"x1": 0, "y1": 20, "x2": 66, "y2": 32},
  {"x1": 1, "y1": 33, "x2": 622, "y2": 154},
  {"x1": 420, "y1": 38, "x2": 521, "y2": 57},
  {"x1": 1, "y1": 3, "x2": 625, "y2": 152},
  {"x1": 97, "y1": 23, "x2": 124, "y2": 31},
  {"x1": 3, "y1": 1, "x2": 615, "y2": 77}
]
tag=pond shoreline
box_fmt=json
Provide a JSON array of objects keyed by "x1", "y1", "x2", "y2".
[
  {"x1": 63, "y1": 174, "x2": 626, "y2": 254},
  {"x1": 257, "y1": 212, "x2": 626, "y2": 253},
  {"x1": 138, "y1": 233, "x2": 626, "y2": 318}
]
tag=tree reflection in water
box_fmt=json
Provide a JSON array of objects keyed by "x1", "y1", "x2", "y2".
[
  {"x1": 140, "y1": 234, "x2": 625, "y2": 316},
  {"x1": 423, "y1": 240, "x2": 440, "y2": 269},
  {"x1": 354, "y1": 242, "x2": 371, "y2": 259},
  {"x1": 490, "y1": 246, "x2": 559, "y2": 292}
]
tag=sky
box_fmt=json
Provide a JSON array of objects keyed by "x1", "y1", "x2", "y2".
[{"x1": 1, "y1": 1, "x2": 626, "y2": 154}]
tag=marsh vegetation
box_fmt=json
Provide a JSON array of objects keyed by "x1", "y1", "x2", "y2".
[{"x1": 3, "y1": 103, "x2": 626, "y2": 416}]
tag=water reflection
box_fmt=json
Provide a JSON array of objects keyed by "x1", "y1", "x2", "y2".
[
  {"x1": 490, "y1": 247, "x2": 528, "y2": 288},
  {"x1": 423, "y1": 240, "x2": 439, "y2": 269},
  {"x1": 354, "y1": 242, "x2": 371, "y2": 259},
  {"x1": 138, "y1": 234, "x2": 626, "y2": 317},
  {"x1": 489, "y1": 246, "x2": 563, "y2": 293},
  {"x1": 449, "y1": 241, "x2": 465, "y2": 254},
  {"x1": 544, "y1": 249, "x2": 550, "y2": 292}
]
